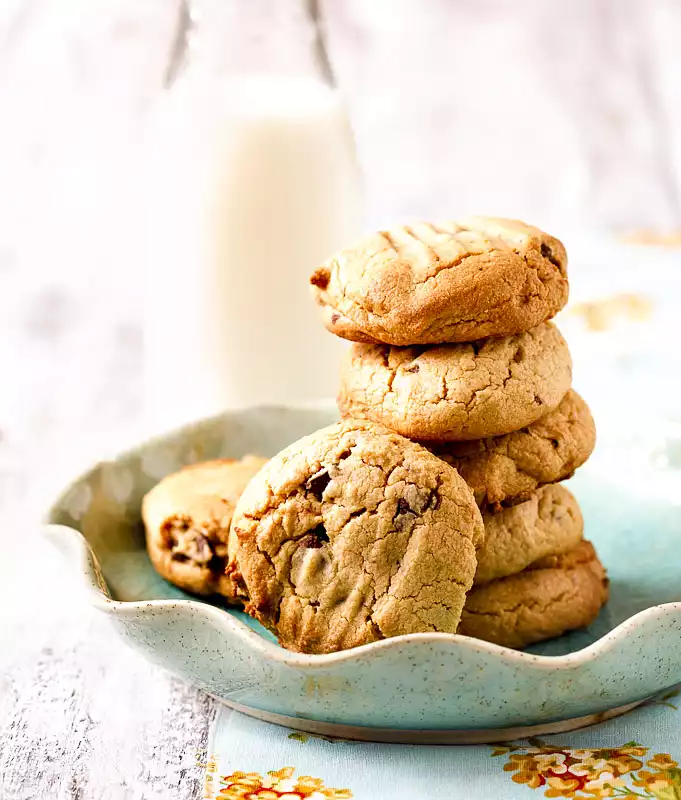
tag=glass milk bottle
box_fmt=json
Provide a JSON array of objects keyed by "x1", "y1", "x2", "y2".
[{"x1": 143, "y1": 2, "x2": 362, "y2": 431}]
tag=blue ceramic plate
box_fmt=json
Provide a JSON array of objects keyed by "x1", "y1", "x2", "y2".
[{"x1": 44, "y1": 406, "x2": 681, "y2": 743}]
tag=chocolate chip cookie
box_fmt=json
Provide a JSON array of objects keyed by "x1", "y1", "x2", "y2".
[
  {"x1": 429, "y1": 390, "x2": 596, "y2": 507},
  {"x1": 229, "y1": 419, "x2": 484, "y2": 654},
  {"x1": 475, "y1": 484, "x2": 583, "y2": 585},
  {"x1": 142, "y1": 456, "x2": 267, "y2": 600},
  {"x1": 310, "y1": 217, "x2": 568, "y2": 345},
  {"x1": 338, "y1": 322, "x2": 572, "y2": 441},
  {"x1": 459, "y1": 541, "x2": 609, "y2": 649}
]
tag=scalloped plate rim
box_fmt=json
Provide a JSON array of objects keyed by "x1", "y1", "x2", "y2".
[{"x1": 43, "y1": 521, "x2": 681, "y2": 672}]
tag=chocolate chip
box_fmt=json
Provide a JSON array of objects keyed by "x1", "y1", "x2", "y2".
[
  {"x1": 394, "y1": 513, "x2": 416, "y2": 531},
  {"x1": 541, "y1": 242, "x2": 561, "y2": 268},
  {"x1": 426, "y1": 490, "x2": 440, "y2": 511},
  {"x1": 161, "y1": 516, "x2": 190, "y2": 547},
  {"x1": 393, "y1": 498, "x2": 417, "y2": 530},
  {"x1": 331, "y1": 313, "x2": 340, "y2": 324},
  {"x1": 550, "y1": 438, "x2": 560, "y2": 449},
  {"x1": 310, "y1": 268, "x2": 330, "y2": 289},
  {"x1": 534, "y1": 394, "x2": 544, "y2": 406},
  {"x1": 162, "y1": 530, "x2": 178, "y2": 548},
  {"x1": 306, "y1": 469, "x2": 331, "y2": 500},
  {"x1": 404, "y1": 364, "x2": 420, "y2": 374},
  {"x1": 188, "y1": 532, "x2": 214, "y2": 564},
  {"x1": 300, "y1": 535, "x2": 322, "y2": 548},
  {"x1": 300, "y1": 525, "x2": 329, "y2": 548},
  {"x1": 470, "y1": 341, "x2": 482, "y2": 356},
  {"x1": 513, "y1": 348, "x2": 524, "y2": 363},
  {"x1": 171, "y1": 553, "x2": 189, "y2": 563},
  {"x1": 397, "y1": 499, "x2": 411, "y2": 515}
]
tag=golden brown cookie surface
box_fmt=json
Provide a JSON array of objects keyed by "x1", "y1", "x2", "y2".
[
  {"x1": 459, "y1": 540, "x2": 609, "y2": 649},
  {"x1": 310, "y1": 217, "x2": 568, "y2": 345},
  {"x1": 475, "y1": 484, "x2": 583, "y2": 585},
  {"x1": 338, "y1": 323, "x2": 572, "y2": 441},
  {"x1": 429, "y1": 390, "x2": 595, "y2": 507},
  {"x1": 142, "y1": 456, "x2": 267, "y2": 601},
  {"x1": 229, "y1": 419, "x2": 484, "y2": 654}
]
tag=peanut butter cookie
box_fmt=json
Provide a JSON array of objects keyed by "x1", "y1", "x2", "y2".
[
  {"x1": 338, "y1": 323, "x2": 572, "y2": 441},
  {"x1": 229, "y1": 419, "x2": 484, "y2": 654},
  {"x1": 429, "y1": 390, "x2": 595, "y2": 507},
  {"x1": 459, "y1": 541, "x2": 609, "y2": 649},
  {"x1": 475, "y1": 484, "x2": 583, "y2": 585},
  {"x1": 142, "y1": 456, "x2": 267, "y2": 601},
  {"x1": 310, "y1": 217, "x2": 568, "y2": 345}
]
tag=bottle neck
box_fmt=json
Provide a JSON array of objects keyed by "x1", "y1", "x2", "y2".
[{"x1": 168, "y1": 0, "x2": 333, "y2": 88}]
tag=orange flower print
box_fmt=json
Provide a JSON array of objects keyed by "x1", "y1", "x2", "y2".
[
  {"x1": 619, "y1": 745, "x2": 649, "y2": 758},
  {"x1": 647, "y1": 755, "x2": 679, "y2": 771},
  {"x1": 569, "y1": 756, "x2": 611, "y2": 777},
  {"x1": 534, "y1": 753, "x2": 570, "y2": 775},
  {"x1": 218, "y1": 766, "x2": 352, "y2": 798},
  {"x1": 633, "y1": 770, "x2": 674, "y2": 794},
  {"x1": 606, "y1": 753, "x2": 645, "y2": 776},
  {"x1": 505, "y1": 754, "x2": 549, "y2": 789},
  {"x1": 493, "y1": 741, "x2": 681, "y2": 798},
  {"x1": 580, "y1": 771, "x2": 626, "y2": 796},
  {"x1": 543, "y1": 775, "x2": 584, "y2": 798},
  {"x1": 633, "y1": 765, "x2": 681, "y2": 798}
]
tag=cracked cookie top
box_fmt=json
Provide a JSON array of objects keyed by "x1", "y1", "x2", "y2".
[
  {"x1": 338, "y1": 322, "x2": 572, "y2": 442},
  {"x1": 228, "y1": 419, "x2": 484, "y2": 654},
  {"x1": 428, "y1": 390, "x2": 596, "y2": 507},
  {"x1": 310, "y1": 217, "x2": 568, "y2": 345},
  {"x1": 142, "y1": 456, "x2": 268, "y2": 601}
]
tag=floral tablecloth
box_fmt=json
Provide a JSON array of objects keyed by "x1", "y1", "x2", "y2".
[{"x1": 204, "y1": 687, "x2": 681, "y2": 799}]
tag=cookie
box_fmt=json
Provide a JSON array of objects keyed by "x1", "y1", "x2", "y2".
[
  {"x1": 475, "y1": 484, "x2": 583, "y2": 585},
  {"x1": 142, "y1": 456, "x2": 267, "y2": 601},
  {"x1": 310, "y1": 217, "x2": 568, "y2": 345},
  {"x1": 338, "y1": 322, "x2": 572, "y2": 441},
  {"x1": 429, "y1": 390, "x2": 595, "y2": 507},
  {"x1": 229, "y1": 419, "x2": 484, "y2": 654},
  {"x1": 459, "y1": 540, "x2": 608, "y2": 649}
]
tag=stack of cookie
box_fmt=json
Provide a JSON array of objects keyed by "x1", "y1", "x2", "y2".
[
  {"x1": 311, "y1": 217, "x2": 608, "y2": 649},
  {"x1": 141, "y1": 217, "x2": 608, "y2": 655}
]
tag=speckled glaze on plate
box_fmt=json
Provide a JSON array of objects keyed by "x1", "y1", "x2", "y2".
[{"x1": 44, "y1": 406, "x2": 681, "y2": 742}]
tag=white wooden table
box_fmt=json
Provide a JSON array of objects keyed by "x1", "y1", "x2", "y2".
[{"x1": 1, "y1": 1, "x2": 680, "y2": 797}]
